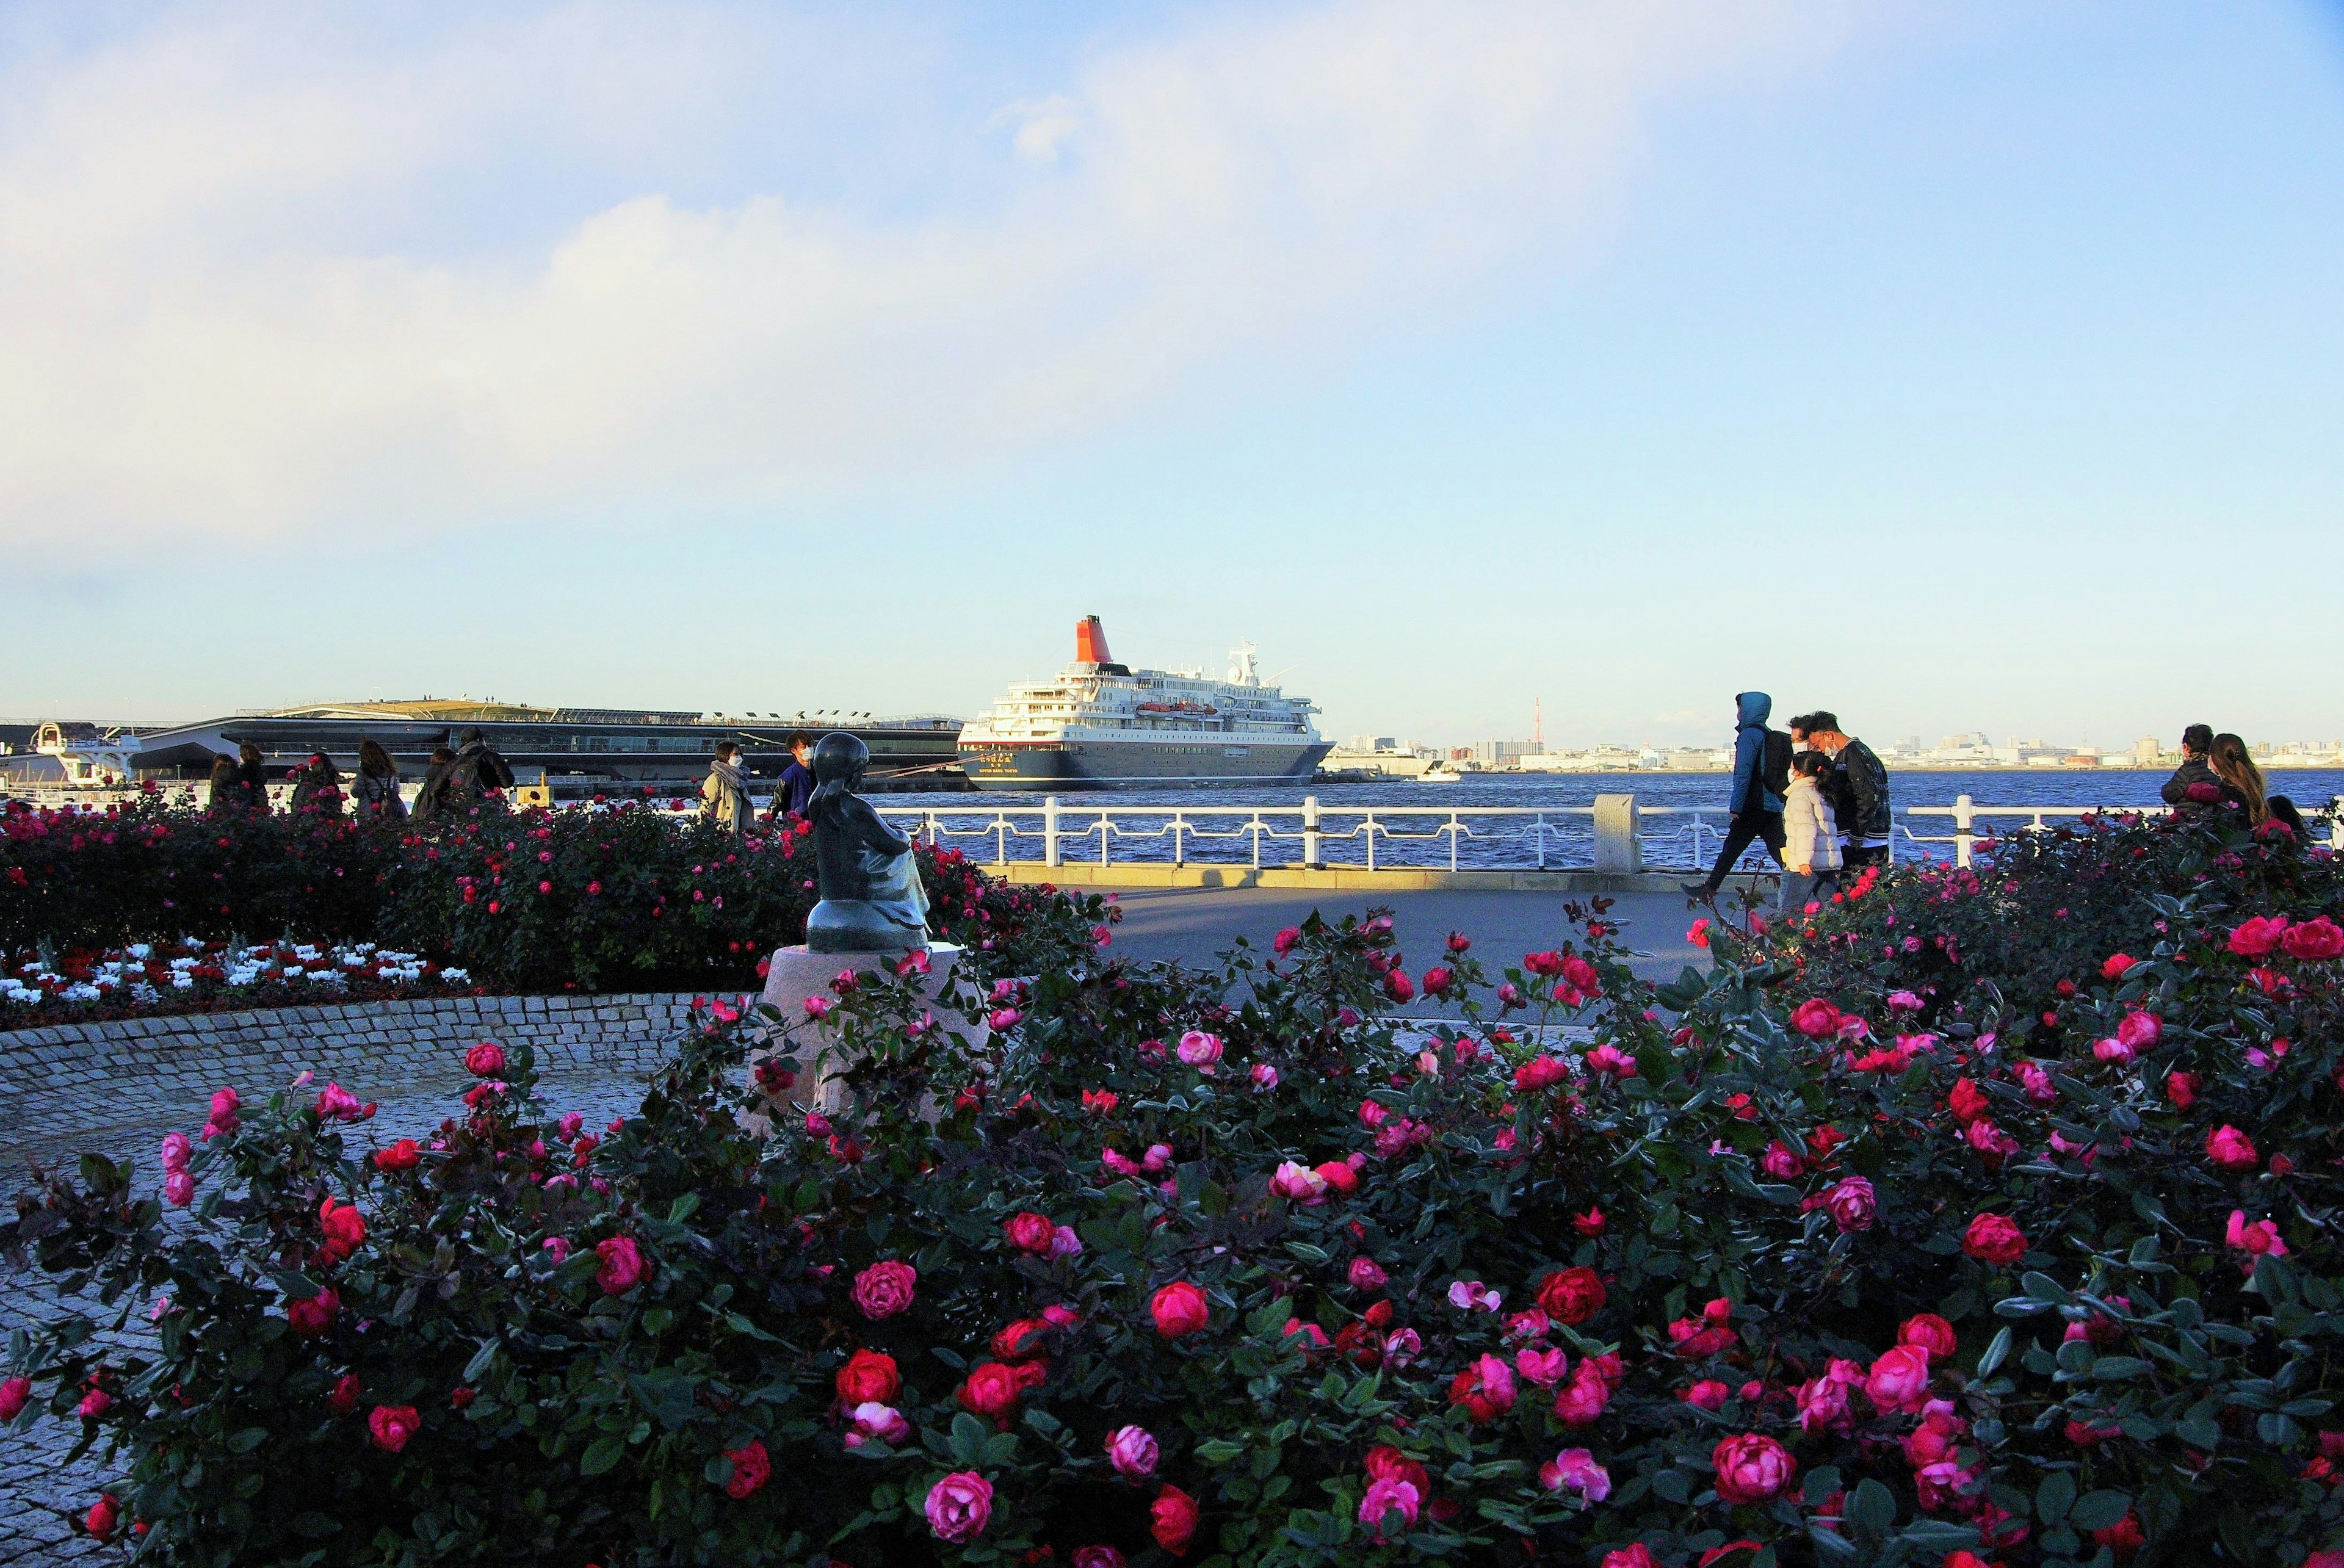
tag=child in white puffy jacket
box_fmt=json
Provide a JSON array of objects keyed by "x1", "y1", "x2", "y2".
[{"x1": 1781, "y1": 749, "x2": 1843, "y2": 911}]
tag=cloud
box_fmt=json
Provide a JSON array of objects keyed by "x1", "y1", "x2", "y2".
[{"x1": 0, "y1": 0, "x2": 1856, "y2": 552}]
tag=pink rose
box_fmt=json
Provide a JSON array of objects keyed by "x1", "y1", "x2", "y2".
[
  {"x1": 595, "y1": 1236, "x2": 648, "y2": 1295},
  {"x1": 1516, "y1": 1346, "x2": 1571, "y2": 1387},
  {"x1": 1760, "y1": 1141, "x2": 1804, "y2": 1180},
  {"x1": 1271, "y1": 1162, "x2": 1328, "y2": 1201},
  {"x1": 988, "y1": 1007, "x2": 1022, "y2": 1031},
  {"x1": 1684, "y1": 1379, "x2": 1729, "y2": 1410},
  {"x1": 2226, "y1": 1209, "x2": 2287, "y2": 1258},
  {"x1": 2227, "y1": 916, "x2": 2290, "y2": 957},
  {"x1": 1539, "y1": 1447, "x2": 1612, "y2": 1504},
  {"x1": 853, "y1": 1260, "x2": 917, "y2": 1319},
  {"x1": 1176, "y1": 1030, "x2": 1223, "y2": 1071},
  {"x1": 1962, "y1": 1212, "x2": 2027, "y2": 1266},
  {"x1": 1358, "y1": 1476, "x2": 1420, "y2": 1540},
  {"x1": 1899, "y1": 1313, "x2": 1958, "y2": 1359},
  {"x1": 1348, "y1": 1257, "x2": 1387, "y2": 1292},
  {"x1": 313, "y1": 1082, "x2": 364, "y2": 1121},
  {"x1": 1422, "y1": 966, "x2": 1453, "y2": 997},
  {"x1": 1005, "y1": 1212, "x2": 1058, "y2": 1254},
  {"x1": 203, "y1": 1087, "x2": 241, "y2": 1140},
  {"x1": 1447, "y1": 1353, "x2": 1516, "y2": 1423},
  {"x1": 1383, "y1": 969, "x2": 1416, "y2": 1003},
  {"x1": 464, "y1": 1041, "x2": 506, "y2": 1077},
  {"x1": 2116, "y1": 1010, "x2": 2162, "y2": 1050},
  {"x1": 1250, "y1": 1063, "x2": 1279, "y2": 1089},
  {"x1": 842, "y1": 1401, "x2": 910, "y2": 1448},
  {"x1": 1514, "y1": 1055, "x2": 1569, "y2": 1092},
  {"x1": 1107, "y1": 1424, "x2": 1159, "y2": 1478},
  {"x1": 159, "y1": 1132, "x2": 192, "y2": 1172},
  {"x1": 0, "y1": 1376, "x2": 29, "y2": 1420},
  {"x1": 1864, "y1": 1344, "x2": 1932, "y2": 1413},
  {"x1": 1825, "y1": 1176, "x2": 1876, "y2": 1234},
  {"x1": 1447, "y1": 1279, "x2": 1502, "y2": 1313},
  {"x1": 2205, "y1": 1125, "x2": 2259, "y2": 1172},
  {"x1": 1712, "y1": 1433, "x2": 1796, "y2": 1505},
  {"x1": 1796, "y1": 1370, "x2": 1851, "y2": 1433},
  {"x1": 162, "y1": 1169, "x2": 195, "y2": 1207},
  {"x1": 1273, "y1": 926, "x2": 1300, "y2": 955},
  {"x1": 2282, "y1": 917, "x2": 2344, "y2": 960},
  {"x1": 1554, "y1": 1362, "x2": 1612, "y2": 1426},
  {"x1": 1790, "y1": 999, "x2": 1843, "y2": 1038},
  {"x1": 924, "y1": 1470, "x2": 994, "y2": 1542}
]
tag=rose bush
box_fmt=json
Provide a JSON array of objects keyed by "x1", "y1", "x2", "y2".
[
  {"x1": 5, "y1": 802, "x2": 2344, "y2": 1564},
  {"x1": 0, "y1": 791, "x2": 1105, "y2": 999}
]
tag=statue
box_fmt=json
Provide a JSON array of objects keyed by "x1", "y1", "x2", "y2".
[{"x1": 804, "y1": 733, "x2": 930, "y2": 953}]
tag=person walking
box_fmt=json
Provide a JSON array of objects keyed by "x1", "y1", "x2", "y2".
[
  {"x1": 1780, "y1": 749, "x2": 1843, "y2": 910},
  {"x1": 411, "y1": 746, "x2": 457, "y2": 824},
  {"x1": 1792, "y1": 712, "x2": 1891, "y2": 870},
  {"x1": 288, "y1": 752, "x2": 345, "y2": 814},
  {"x1": 702, "y1": 741, "x2": 753, "y2": 834},
  {"x1": 2207, "y1": 733, "x2": 2268, "y2": 826},
  {"x1": 2159, "y1": 724, "x2": 2219, "y2": 805},
  {"x1": 765, "y1": 731, "x2": 817, "y2": 824},
  {"x1": 1682, "y1": 692, "x2": 1789, "y2": 903},
  {"x1": 204, "y1": 754, "x2": 242, "y2": 817},
  {"x1": 353, "y1": 739, "x2": 407, "y2": 818},
  {"x1": 233, "y1": 741, "x2": 270, "y2": 813}
]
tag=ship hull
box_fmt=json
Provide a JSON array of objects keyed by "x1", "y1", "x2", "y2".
[{"x1": 960, "y1": 738, "x2": 1333, "y2": 790}]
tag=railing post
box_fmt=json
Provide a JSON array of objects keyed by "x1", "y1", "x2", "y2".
[
  {"x1": 1044, "y1": 795, "x2": 1061, "y2": 868},
  {"x1": 1592, "y1": 793, "x2": 1641, "y2": 874},
  {"x1": 1251, "y1": 814, "x2": 1261, "y2": 871},
  {"x1": 1536, "y1": 812, "x2": 1546, "y2": 870},
  {"x1": 1366, "y1": 812, "x2": 1376, "y2": 872},
  {"x1": 1099, "y1": 810, "x2": 1110, "y2": 867},
  {"x1": 1303, "y1": 795, "x2": 1322, "y2": 869},
  {"x1": 1954, "y1": 793, "x2": 1974, "y2": 869},
  {"x1": 1173, "y1": 813, "x2": 1186, "y2": 867},
  {"x1": 1450, "y1": 812, "x2": 1460, "y2": 873},
  {"x1": 995, "y1": 815, "x2": 1007, "y2": 865}
]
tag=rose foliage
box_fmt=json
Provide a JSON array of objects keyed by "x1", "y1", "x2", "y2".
[{"x1": 7, "y1": 806, "x2": 2344, "y2": 1565}]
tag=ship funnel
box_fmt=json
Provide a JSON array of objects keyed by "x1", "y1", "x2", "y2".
[{"x1": 1074, "y1": 615, "x2": 1113, "y2": 666}]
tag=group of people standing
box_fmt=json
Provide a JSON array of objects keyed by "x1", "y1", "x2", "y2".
[
  {"x1": 2161, "y1": 723, "x2": 2304, "y2": 834},
  {"x1": 204, "y1": 729, "x2": 514, "y2": 823},
  {"x1": 700, "y1": 732, "x2": 819, "y2": 833},
  {"x1": 1683, "y1": 692, "x2": 1890, "y2": 910}
]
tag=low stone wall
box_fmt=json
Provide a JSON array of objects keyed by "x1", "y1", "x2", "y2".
[{"x1": 0, "y1": 993, "x2": 706, "y2": 1174}]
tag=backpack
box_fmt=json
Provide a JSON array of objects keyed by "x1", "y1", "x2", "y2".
[{"x1": 1760, "y1": 729, "x2": 1794, "y2": 802}]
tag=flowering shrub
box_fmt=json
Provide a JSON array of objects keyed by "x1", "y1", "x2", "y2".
[
  {"x1": 7, "y1": 808, "x2": 2344, "y2": 1564},
  {"x1": 0, "y1": 792, "x2": 1103, "y2": 995},
  {"x1": 0, "y1": 937, "x2": 468, "y2": 1026}
]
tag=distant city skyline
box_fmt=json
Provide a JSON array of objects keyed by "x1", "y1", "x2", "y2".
[{"x1": 7, "y1": 2, "x2": 2342, "y2": 746}]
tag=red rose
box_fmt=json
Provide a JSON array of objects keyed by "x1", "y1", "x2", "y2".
[
  {"x1": 1151, "y1": 1281, "x2": 1211, "y2": 1339},
  {"x1": 317, "y1": 1198, "x2": 366, "y2": 1263},
  {"x1": 1151, "y1": 1484, "x2": 1201, "y2": 1556},
  {"x1": 1514, "y1": 1055, "x2": 1569, "y2": 1092},
  {"x1": 2100, "y1": 953, "x2": 2136, "y2": 979},
  {"x1": 1536, "y1": 1266, "x2": 1606, "y2": 1326},
  {"x1": 1005, "y1": 1212, "x2": 1057, "y2": 1254},
  {"x1": 595, "y1": 1235, "x2": 648, "y2": 1295},
  {"x1": 1947, "y1": 1077, "x2": 1989, "y2": 1125},
  {"x1": 836, "y1": 1348, "x2": 900, "y2": 1404},
  {"x1": 463, "y1": 1041, "x2": 506, "y2": 1077},
  {"x1": 372, "y1": 1138, "x2": 421, "y2": 1171},
  {"x1": 85, "y1": 1494, "x2": 119, "y2": 1541},
  {"x1": 1898, "y1": 1313, "x2": 1958, "y2": 1360},
  {"x1": 2226, "y1": 917, "x2": 2289, "y2": 958},
  {"x1": 2167, "y1": 1071, "x2": 2199, "y2": 1108},
  {"x1": 1384, "y1": 969, "x2": 1416, "y2": 1004},
  {"x1": 1962, "y1": 1212, "x2": 2027, "y2": 1267},
  {"x1": 2283, "y1": 917, "x2": 2344, "y2": 961},
  {"x1": 1447, "y1": 1353, "x2": 1517, "y2": 1423},
  {"x1": 1824, "y1": 1176, "x2": 1876, "y2": 1234},
  {"x1": 1313, "y1": 1160, "x2": 1359, "y2": 1196},
  {"x1": 723, "y1": 1438, "x2": 770, "y2": 1500},
  {"x1": 368, "y1": 1404, "x2": 421, "y2": 1453},
  {"x1": 2204, "y1": 1124, "x2": 2259, "y2": 1171},
  {"x1": 1422, "y1": 966, "x2": 1452, "y2": 997},
  {"x1": 1790, "y1": 999, "x2": 1843, "y2": 1038},
  {"x1": 328, "y1": 1373, "x2": 362, "y2": 1414},
  {"x1": 287, "y1": 1285, "x2": 341, "y2": 1337},
  {"x1": 1365, "y1": 1445, "x2": 1431, "y2": 1496},
  {"x1": 852, "y1": 1260, "x2": 917, "y2": 1319},
  {"x1": 991, "y1": 1318, "x2": 1052, "y2": 1361},
  {"x1": 957, "y1": 1362, "x2": 1026, "y2": 1420},
  {"x1": 1712, "y1": 1433, "x2": 1796, "y2": 1505}
]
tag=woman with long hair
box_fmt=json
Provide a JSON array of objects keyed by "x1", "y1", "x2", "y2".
[
  {"x1": 355, "y1": 738, "x2": 406, "y2": 818},
  {"x1": 234, "y1": 740, "x2": 269, "y2": 812},
  {"x1": 206, "y1": 754, "x2": 241, "y2": 816},
  {"x1": 2208, "y1": 732, "x2": 2268, "y2": 825}
]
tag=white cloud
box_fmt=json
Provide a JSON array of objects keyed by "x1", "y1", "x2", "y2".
[{"x1": 0, "y1": 0, "x2": 1857, "y2": 551}]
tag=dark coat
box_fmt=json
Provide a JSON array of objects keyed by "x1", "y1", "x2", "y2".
[
  {"x1": 2161, "y1": 756, "x2": 2220, "y2": 806},
  {"x1": 1727, "y1": 693, "x2": 1782, "y2": 817},
  {"x1": 770, "y1": 759, "x2": 817, "y2": 821},
  {"x1": 1824, "y1": 737, "x2": 1892, "y2": 841},
  {"x1": 233, "y1": 760, "x2": 269, "y2": 814}
]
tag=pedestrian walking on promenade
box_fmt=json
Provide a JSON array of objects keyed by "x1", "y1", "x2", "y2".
[
  {"x1": 765, "y1": 731, "x2": 817, "y2": 823},
  {"x1": 442, "y1": 726, "x2": 515, "y2": 809},
  {"x1": 702, "y1": 742, "x2": 753, "y2": 834},
  {"x1": 2208, "y1": 733, "x2": 2268, "y2": 826},
  {"x1": 1791, "y1": 712, "x2": 1892, "y2": 870},
  {"x1": 1780, "y1": 750, "x2": 1843, "y2": 911},
  {"x1": 1682, "y1": 692, "x2": 1790, "y2": 903},
  {"x1": 288, "y1": 752, "x2": 345, "y2": 814},
  {"x1": 353, "y1": 739, "x2": 407, "y2": 818},
  {"x1": 204, "y1": 754, "x2": 241, "y2": 816},
  {"x1": 411, "y1": 747, "x2": 457, "y2": 824},
  {"x1": 233, "y1": 742, "x2": 270, "y2": 812},
  {"x1": 2160, "y1": 724, "x2": 2218, "y2": 805}
]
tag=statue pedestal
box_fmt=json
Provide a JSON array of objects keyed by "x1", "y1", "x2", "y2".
[{"x1": 747, "y1": 942, "x2": 980, "y2": 1127}]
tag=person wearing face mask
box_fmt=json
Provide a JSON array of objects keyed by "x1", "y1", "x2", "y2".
[
  {"x1": 703, "y1": 741, "x2": 754, "y2": 834},
  {"x1": 764, "y1": 731, "x2": 818, "y2": 825},
  {"x1": 1789, "y1": 712, "x2": 1891, "y2": 871}
]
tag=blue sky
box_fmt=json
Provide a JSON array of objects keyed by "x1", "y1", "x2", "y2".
[{"x1": 5, "y1": 1, "x2": 2341, "y2": 749}]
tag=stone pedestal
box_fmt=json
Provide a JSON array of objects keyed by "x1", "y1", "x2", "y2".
[
  {"x1": 744, "y1": 942, "x2": 980, "y2": 1129},
  {"x1": 1592, "y1": 793, "x2": 1643, "y2": 874}
]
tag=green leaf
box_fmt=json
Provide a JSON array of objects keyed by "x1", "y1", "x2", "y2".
[
  {"x1": 226, "y1": 1427, "x2": 270, "y2": 1453},
  {"x1": 2174, "y1": 1418, "x2": 2221, "y2": 1451},
  {"x1": 269, "y1": 1269, "x2": 323, "y2": 1301},
  {"x1": 1846, "y1": 1478, "x2": 1895, "y2": 1539},
  {"x1": 2019, "y1": 1271, "x2": 2069, "y2": 1304},
  {"x1": 579, "y1": 1434, "x2": 626, "y2": 1475},
  {"x1": 2035, "y1": 1470, "x2": 2075, "y2": 1523},
  {"x1": 1976, "y1": 1326, "x2": 2013, "y2": 1379},
  {"x1": 667, "y1": 1193, "x2": 702, "y2": 1224},
  {"x1": 723, "y1": 1310, "x2": 783, "y2": 1343},
  {"x1": 2067, "y1": 1490, "x2": 2131, "y2": 1531},
  {"x1": 2091, "y1": 1356, "x2": 2151, "y2": 1380},
  {"x1": 462, "y1": 1338, "x2": 502, "y2": 1382},
  {"x1": 1195, "y1": 1439, "x2": 1245, "y2": 1464},
  {"x1": 949, "y1": 1412, "x2": 991, "y2": 1465}
]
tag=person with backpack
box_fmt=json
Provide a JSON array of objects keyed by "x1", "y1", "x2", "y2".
[
  {"x1": 353, "y1": 738, "x2": 407, "y2": 818},
  {"x1": 441, "y1": 726, "x2": 515, "y2": 811},
  {"x1": 287, "y1": 752, "x2": 345, "y2": 814},
  {"x1": 411, "y1": 747, "x2": 457, "y2": 825},
  {"x1": 1791, "y1": 712, "x2": 1892, "y2": 870},
  {"x1": 1682, "y1": 691, "x2": 1789, "y2": 904}
]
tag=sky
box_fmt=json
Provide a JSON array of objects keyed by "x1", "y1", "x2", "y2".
[{"x1": 5, "y1": 0, "x2": 2342, "y2": 750}]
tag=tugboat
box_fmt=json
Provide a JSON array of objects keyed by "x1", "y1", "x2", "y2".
[{"x1": 958, "y1": 617, "x2": 1332, "y2": 789}]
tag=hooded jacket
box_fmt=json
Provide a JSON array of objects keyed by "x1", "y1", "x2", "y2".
[{"x1": 1729, "y1": 692, "x2": 1783, "y2": 816}]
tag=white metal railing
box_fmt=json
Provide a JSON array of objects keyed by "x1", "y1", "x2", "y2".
[
  {"x1": 1903, "y1": 793, "x2": 2344, "y2": 867},
  {"x1": 873, "y1": 797, "x2": 1748, "y2": 874}
]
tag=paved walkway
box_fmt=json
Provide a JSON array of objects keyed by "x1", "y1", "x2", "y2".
[{"x1": 1100, "y1": 886, "x2": 1716, "y2": 988}]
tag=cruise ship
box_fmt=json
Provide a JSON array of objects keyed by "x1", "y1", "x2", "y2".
[{"x1": 958, "y1": 618, "x2": 1332, "y2": 789}]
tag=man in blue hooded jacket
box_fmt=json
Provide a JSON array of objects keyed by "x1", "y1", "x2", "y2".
[{"x1": 1682, "y1": 692, "x2": 1787, "y2": 903}]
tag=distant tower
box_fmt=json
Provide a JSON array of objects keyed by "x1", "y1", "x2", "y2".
[{"x1": 1533, "y1": 698, "x2": 1543, "y2": 749}]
